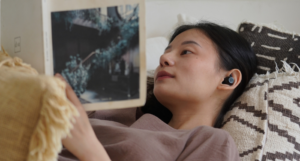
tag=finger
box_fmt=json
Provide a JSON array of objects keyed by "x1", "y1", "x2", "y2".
[
  {"x1": 54, "y1": 73, "x2": 83, "y2": 109},
  {"x1": 55, "y1": 73, "x2": 67, "y2": 82},
  {"x1": 66, "y1": 86, "x2": 82, "y2": 108},
  {"x1": 54, "y1": 73, "x2": 73, "y2": 92}
]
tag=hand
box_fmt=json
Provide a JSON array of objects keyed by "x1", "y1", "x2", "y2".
[{"x1": 55, "y1": 74, "x2": 110, "y2": 161}]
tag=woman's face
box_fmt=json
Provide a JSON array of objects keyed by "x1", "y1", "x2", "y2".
[{"x1": 153, "y1": 29, "x2": 225, "y2": 107}]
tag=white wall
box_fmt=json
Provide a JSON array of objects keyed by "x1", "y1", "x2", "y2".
[
  {"x1": 1, "y1": 0, "x2": 299, "y2": 40},
  {"x1": 146, "y1": 0, "x2": 300, "y2": 38}
]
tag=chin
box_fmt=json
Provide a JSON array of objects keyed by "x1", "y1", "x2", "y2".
[
  {"x1": 154, "y1": 87, "x2": 178, "y2": 104},
  {"x1": 153, "y1": 83, "x2": 169, "y2": 96}
]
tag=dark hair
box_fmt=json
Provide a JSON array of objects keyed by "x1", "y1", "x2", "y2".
[{"x1": 141, "y1": 22, "x2": 257, "y2": 128}]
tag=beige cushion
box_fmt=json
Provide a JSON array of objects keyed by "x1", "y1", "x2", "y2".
[
  {"x1": 0, "y1": 48, "x2": 78, "y2": 161},
  {"x1": 222, "y1": 62, "x2": 300, "y2": 161}
]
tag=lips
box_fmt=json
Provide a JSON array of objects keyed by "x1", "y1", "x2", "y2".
[{"x1": 156, "y1": 71, "x2": 174, "y2": 80}]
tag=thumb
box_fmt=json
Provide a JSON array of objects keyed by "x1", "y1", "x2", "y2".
[{"x1": 55, "y1": 73, "x2": 83, "y2": 109}]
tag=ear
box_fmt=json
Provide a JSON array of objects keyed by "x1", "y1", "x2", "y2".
[{"x1": 217, "y1": 69, "x2": 242, "y2": 91}]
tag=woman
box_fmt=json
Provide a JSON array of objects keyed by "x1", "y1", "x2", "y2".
[{"x1": 57, "y1": 22, "x2": 257, "y2": 161}]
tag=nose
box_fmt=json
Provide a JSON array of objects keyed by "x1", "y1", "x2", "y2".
[{"x1": 159, "y1": 53, "x2": 175, "y2": 67}]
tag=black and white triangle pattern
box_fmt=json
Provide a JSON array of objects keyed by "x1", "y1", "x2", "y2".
[{"x1": 222, "y1": 69, "x2": 300, "y2": 161}]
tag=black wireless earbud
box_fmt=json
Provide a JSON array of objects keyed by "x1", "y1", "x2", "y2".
[{"x1": 222, "y1": 75, "x2": 234, "y2": 85}]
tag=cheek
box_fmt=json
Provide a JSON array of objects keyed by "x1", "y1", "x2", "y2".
[
  {"x1": 180, "y1": 59, "x2": 213, "y2": 85},
  {"x1": 178, "y1": 60, "x2": 219, "y2": 99},
  {"x1": 152, "y1": 58, "x2": 220, "y2": 102}
]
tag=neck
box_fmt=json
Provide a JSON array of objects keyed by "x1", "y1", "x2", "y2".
[{"x1": 167, "y1": 100, "x2": 222, "y2": 130}]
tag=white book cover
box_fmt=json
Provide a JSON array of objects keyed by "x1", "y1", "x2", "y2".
[{"x1": 1, "y1": 0, "x2": 146, "y2": 111}]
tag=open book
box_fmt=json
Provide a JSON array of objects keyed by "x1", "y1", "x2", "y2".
[{"x1": 1, "y1": 0, "x2": 146, "y2": 111}]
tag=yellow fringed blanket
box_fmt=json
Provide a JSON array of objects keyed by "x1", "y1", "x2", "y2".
[{"x1": 0, "y1": 47, "x2": 79, "y2": 161}]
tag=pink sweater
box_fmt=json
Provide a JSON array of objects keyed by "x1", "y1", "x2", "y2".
[{"x1": 58, "y1": 108, "x2": 240, "y2": 161}]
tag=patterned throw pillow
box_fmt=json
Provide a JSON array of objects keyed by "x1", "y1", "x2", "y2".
[
  {"x1": 222, "y1": 62, "x2": 300, "y2": 161},
  {"x1": 238, "y1": 22, "x2": 300, "y2": 75}
]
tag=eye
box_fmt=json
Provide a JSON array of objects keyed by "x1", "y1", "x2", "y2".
[{"x1": 181, "y1": 50, "x2": 192, "y2": 55}]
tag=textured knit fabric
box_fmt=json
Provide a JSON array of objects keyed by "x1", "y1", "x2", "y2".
[
  {"x1": 0, "y1": 48, "x2": 78, "y2": 161},
  {"x1": 238, "y1": 22, "x2": 300, "y2": 74},
  {"x1": 221, "y1": 62, "x2": 300, "y2": 161},
  {"x1": 58, "y1": 108, "x2": 240, "y2": 161}
]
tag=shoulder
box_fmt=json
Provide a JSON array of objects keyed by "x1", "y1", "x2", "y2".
[
  {"x1": 178, "y1": 126, "x2": 240, "y2": 161},
  {"x1": 192, "y1": 126, "x2": 234, "y2": 144},
  {"x1": 190, "y1": 126, "x2": 240, "y2": 156}
]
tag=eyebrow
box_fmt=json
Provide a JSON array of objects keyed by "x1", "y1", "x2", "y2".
[
  {"x1": 165, "y1": 40, "x2": 201, "y2": 51},
  {"x1": 181, "y1": 40, "x2": 201, "y2": 47}
]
